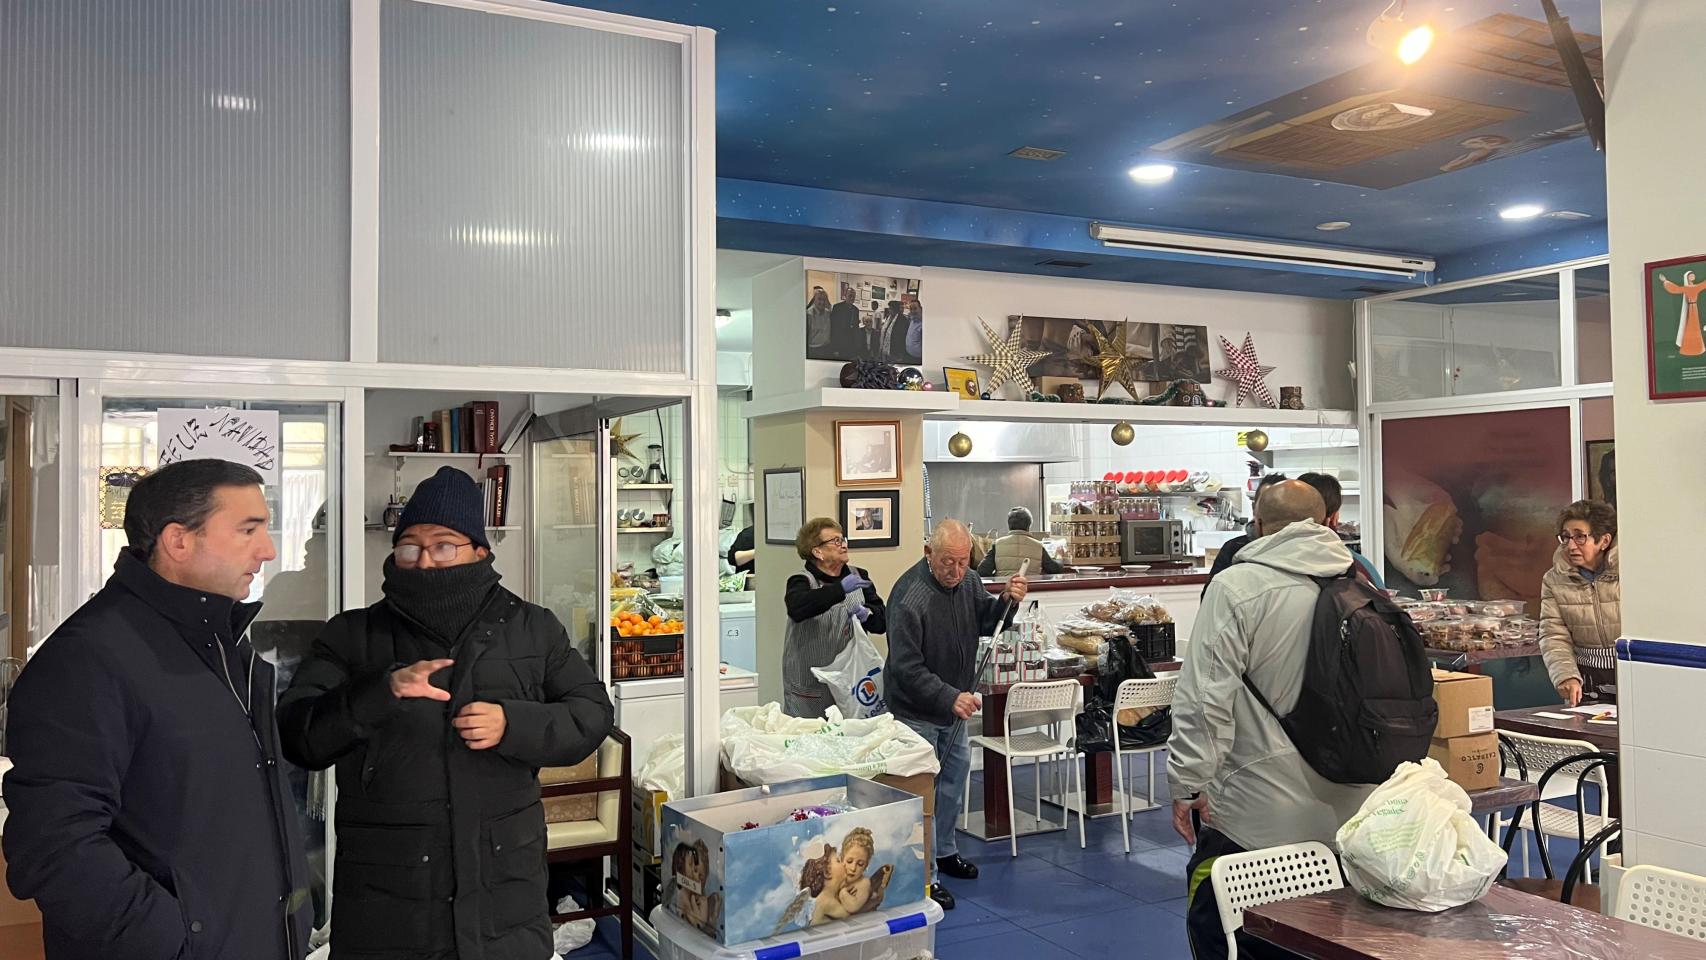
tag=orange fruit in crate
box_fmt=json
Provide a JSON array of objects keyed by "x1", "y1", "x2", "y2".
[{"x1": 648, "y1": 615, "x2": 663, "y2": 626}]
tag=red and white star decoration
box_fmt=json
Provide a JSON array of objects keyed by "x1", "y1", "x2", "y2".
[{"x1": 1215, "y1": 333, "x2": 1278, "y2": 408}]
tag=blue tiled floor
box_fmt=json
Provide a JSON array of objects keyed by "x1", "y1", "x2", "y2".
[{"x1": 569, "y1": 762, "x2": 1597, "y2": 960}]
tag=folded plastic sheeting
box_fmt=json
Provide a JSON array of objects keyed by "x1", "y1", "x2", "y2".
[{"x1": 720, "y1": 704, "x2": 941, "y2": 783}]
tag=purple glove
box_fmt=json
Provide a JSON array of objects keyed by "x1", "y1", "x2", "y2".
[
  {"x1": 840, "y1": 572, "x2": 873, "y2": 594},
  {"x1": 847, "y1": 603, "x2": 871, "y2": 623}
]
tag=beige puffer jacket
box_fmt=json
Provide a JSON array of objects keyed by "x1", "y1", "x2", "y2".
[{"x1": 1538, "y1": 544, "x2": 1621, "y2": 687}]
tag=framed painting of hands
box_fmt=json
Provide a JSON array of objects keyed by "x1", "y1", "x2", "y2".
[{"x1": 1645, "y1": 254, "x2": 1706, "y2": 400}]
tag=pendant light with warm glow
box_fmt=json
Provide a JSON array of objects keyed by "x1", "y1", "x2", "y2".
[{"x1": 1367, "y1": 0, "x2": 1434, "y2": 65}]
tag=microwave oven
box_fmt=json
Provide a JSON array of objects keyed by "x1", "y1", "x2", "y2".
[{"x1": 1121, "y1": 519, "x2": 1190, "y2": 564}]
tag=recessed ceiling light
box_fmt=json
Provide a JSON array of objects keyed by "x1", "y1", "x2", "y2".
[
  {"x1": 1128, "y1": 163, "x2": 1176, "y2": 184},
  {"x1": 1499, "y1": 203, "x2": 1545, "y2": 221},
  {"x1": 1316, "y1": 221, "x2": 1352, "y2": 231}
]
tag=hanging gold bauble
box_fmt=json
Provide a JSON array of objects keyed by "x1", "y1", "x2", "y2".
[
  {"x1": 1111, "y1": 421, "x2": 1135, "y2": 446},
  {"x1": 947, "y1": 431, "x2": 974, "y2": 458},
  {"x1": 1244, "y1": 429, "x2": 1270, "y2": 453}
]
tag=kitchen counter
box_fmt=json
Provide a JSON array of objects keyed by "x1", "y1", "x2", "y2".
[{"x1": 983, "y1": 567, "x2": 1211, "y2": 592}]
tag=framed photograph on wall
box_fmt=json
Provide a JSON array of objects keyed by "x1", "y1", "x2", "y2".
[
  {"x1": 943, "y1": 367, "x2": 981, "y2": 400},
  {"x1": 835, "y1": 419, "x2": 902, "y2": 486},
  {"x1": 763, "y1": 467, "x2": 805, "y2": 544},
  {"x1": 839, "y1": 489, "x2": 901, "y2": 549},
  {"x1": 1644, "y1": 254, "x2": 1706, "y2": 399},
  {"x1": 1586, "y1": 439, "x2": 1616, "y2": 506}
]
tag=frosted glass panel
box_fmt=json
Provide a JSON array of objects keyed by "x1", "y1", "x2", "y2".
[
  {"x1": 0, "y1": 1, "x2": 350, "y2": 360},
  {"x1": 378, "y1": 1, "x2": 687, "y2": 372}
]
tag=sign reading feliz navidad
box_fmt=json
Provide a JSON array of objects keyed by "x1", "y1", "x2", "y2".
[{"x1": 157, "y1": 407, "x2": 283, "y2": 486}]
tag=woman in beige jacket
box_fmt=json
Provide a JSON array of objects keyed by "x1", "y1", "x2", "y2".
[{"x1": 1539, "y1": 500, "x2": 1620, "y2": 706}]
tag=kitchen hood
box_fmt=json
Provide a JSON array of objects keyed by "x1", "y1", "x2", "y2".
[{"x1": 923, "y1": 420, "x2": 1081, "y2": 464}]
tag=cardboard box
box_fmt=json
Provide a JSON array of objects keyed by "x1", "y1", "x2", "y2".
[
  {"x1": 719, "y1": 764, "x2": 937, "y2": 886},
  {"x1": 661, "y1": 774, "x2": 927, "y2": 945},
  {"x1": 633, "y1": 787, "x2": 669, "y2": 862},
  {"x1": 1431, "y1": 668, "x2": 1494, "y2": 739},
  {"x1": 1429, "y1": 732, "x2": 1501, "y2": 791}
]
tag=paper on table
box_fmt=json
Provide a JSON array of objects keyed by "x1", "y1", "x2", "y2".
[
  {"x1": 1564, "y1": 704, "x2": 1618, "y2": 718},
  {"x1": 1589, "y1": 719, "x2": 1617, "y2": 725},
  {"x1": 1532, "y1": 711, "x2": 1574, "y2": 720}
]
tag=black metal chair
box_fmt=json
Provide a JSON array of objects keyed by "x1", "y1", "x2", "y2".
[{"x1": 1497, "y1": 741, "x2": 1619, "y2": 904}]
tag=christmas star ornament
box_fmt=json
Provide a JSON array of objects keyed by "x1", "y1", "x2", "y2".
[
  {"x1": 609, "y1": 418, "x2": 643, "y2": 461},
  {"x1": 1215, "y1": 333, "x2": 1278, "y2": 408},
  {"x1": 1088, "y1": 320, "x2": 1145, "y2": 401},
  {"x1": 962, "y1": 317, "x2": 1050, "y2": 398}
]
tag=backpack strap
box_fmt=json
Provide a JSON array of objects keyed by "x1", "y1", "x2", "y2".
[
  {"x1": 1307, "y1": 564, "x2": 1362, "y2": 589},
  {"x1": 1241, "y1": 672, "x2": 1283, "y2": 722}
]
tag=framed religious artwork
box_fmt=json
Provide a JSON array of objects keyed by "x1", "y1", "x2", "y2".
[
  {"x1": 834, "y1": 419, "x2": 902, "y2": 487},
  {"x1": 1645, "y1": 253, "x2": 1706, "y2": 400}
]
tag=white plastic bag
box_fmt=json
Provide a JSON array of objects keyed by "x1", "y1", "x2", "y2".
[
  {"x1": 551, "y1": 896, "x2": 597, "y2": 955},
  {"x1": 1335, "y1": 758, "x2": 1508, "y2": 912},
  {"x1": 720, "y1": 703, "x2": 940, "y2": 782},
  {"x1": 637, "y1": 734, "x2": 684, "y2": 799},
  {"x1": 810, "y1": 620, "x2": 888, "y2": 719}
]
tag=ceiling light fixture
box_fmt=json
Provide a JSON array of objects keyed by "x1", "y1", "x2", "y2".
[
  {"x1": 1499, "y1": 203, "x2": 1545, "y2": 221},
  {"x1": 1128, "y1": 163, "x2": 1176, "y2": 184},
  {"x1": 1316, "y1": 221, "x2": 1352, "y2": 231},
  {"x1": 1366, "y1": 0, "x2": 1435, "y2": 65}
]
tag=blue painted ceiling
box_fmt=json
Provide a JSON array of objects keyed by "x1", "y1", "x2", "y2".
[{"x1": 570, "y1": 0, "x2": 1609, "y2": 296}]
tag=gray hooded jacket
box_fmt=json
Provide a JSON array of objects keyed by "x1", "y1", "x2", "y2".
[{"x1": 1167, "y1": 520, "x2": 1376, "y2": 850}]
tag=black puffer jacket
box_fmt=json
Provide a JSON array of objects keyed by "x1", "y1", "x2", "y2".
[
  {"x1": 277, "y1": 588, "x2": 612, "y2": 960},
  {"x1": 2, "y1": 550, "x2": 312, "y2": 960}
]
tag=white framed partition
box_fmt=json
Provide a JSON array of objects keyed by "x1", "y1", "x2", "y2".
[{"x1": 1356, "y1": 256, "x2": 1614, "y2": 575}]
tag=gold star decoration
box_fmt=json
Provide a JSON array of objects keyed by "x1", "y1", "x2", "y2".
[
  {"x1": 1089, "y1": 320, "x2": 1145, "y2": 401},
  {"x1": 962, "y1": 317, "x2": 1051, "y2": 399},
  {"x1": 609, "y1": 418, "x2": 643, "y2": 462}
]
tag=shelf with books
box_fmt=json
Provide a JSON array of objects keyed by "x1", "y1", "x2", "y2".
[{"x1": 374, "y1": 452, "x2": 509, "y2": 461}]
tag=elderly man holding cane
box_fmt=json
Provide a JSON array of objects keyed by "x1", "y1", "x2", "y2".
[{"x1": 884, "y1": 520, "x2": 1028, "y2": 911}]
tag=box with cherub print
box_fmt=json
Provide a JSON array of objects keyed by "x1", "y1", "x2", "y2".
[{"x1": 659, "y1": 774, "x2": 927, "y2": 946}]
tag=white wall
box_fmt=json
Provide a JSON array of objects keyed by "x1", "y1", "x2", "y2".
[
  {"x1": 1604, "y1": 0, "x2": 1706, "y2": 877},
  {"x1": 922, "y1": 267, "x2": 1355, "y2": 410}
]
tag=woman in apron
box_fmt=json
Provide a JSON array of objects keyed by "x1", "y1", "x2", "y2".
[{"x1": 783, "y1": 518, "x2": 888, "y2": 718}]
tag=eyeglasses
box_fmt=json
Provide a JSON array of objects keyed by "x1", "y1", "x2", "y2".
[
  {"x1": 817, "y1": 535, "x2": 847, "y2": 548},
  {"x1": 394, "y1": 541, "x2": 472, "y2": 563},
  {"x1": 1557, "y1": 533, "x2": 1598, "y2": 546}
]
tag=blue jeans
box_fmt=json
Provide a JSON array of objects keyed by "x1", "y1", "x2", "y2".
[{"x1": 900, "y1": 716, "x2": 969, "y2": 861}]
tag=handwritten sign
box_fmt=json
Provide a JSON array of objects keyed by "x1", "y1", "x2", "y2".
[{"x1": 157, "y1": 408, "x2": 282, "y2": 486}]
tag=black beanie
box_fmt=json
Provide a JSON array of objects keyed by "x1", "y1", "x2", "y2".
[{"x1": 394, "y1": 466, "x2": 489, "y2": 549}]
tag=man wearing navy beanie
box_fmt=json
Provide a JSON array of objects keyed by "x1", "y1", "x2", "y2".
[{"x1": 279, "y1": 466, "x2": 613, "y2": 960}]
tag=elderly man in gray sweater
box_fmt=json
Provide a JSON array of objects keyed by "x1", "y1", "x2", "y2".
[{"x1": 885, "y1": 520, "x2": 1027, "y2": 911}]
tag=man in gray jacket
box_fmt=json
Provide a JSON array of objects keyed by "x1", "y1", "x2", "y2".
[
  {"x1": 886, "y1": 520, "x2": 1026, "y2": 911},
  {"x1": 1167, "y1": 481, "x2": 1375, "y2": 960}
]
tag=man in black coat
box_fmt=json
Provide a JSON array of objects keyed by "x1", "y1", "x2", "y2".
[
  {"x1": 3, "y1": 459, "x2": 313, "y2": 959},
  {"x1": 278, "y1": 466, "x2": 613, "y2": 960}
]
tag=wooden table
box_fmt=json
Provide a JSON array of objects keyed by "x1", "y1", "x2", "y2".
[
  {"x1": 962, "y1": 661, "x2": 1181, "y2": 841},
  {"x1": 1244, "y1": 886, "x2": 1706, "y2": 960},
  {"x1": 1494, "y1": 706, "x2": 1621, "y2": 817},
  {"x1": 1495, "y1": 706, "x2": 1619, "y2": 753}
]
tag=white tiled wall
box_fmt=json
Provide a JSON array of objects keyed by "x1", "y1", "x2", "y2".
[{"x1": 1617, "y1": 658, "x2": 1706, "y2": 876}]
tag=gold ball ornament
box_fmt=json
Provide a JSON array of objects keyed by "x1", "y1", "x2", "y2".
[
  {"x1": 1111, "y1": 421, "x2": 1135, "y2": 446},
  {"x1": 947, "y1": 431, "x2": 974, "y2": 458},
  {"x1": 1244, "y1": 429, "x2": 1270, "y2": 453}
]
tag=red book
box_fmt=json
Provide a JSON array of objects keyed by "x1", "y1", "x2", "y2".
[
  {"x1": 471, "y1": 403, "x2": 490, "y2": 454},
  {"x1": 488, "y1": 464, "x2": 509, "y2": 527},
  {"x1": 480, "y1": 401, "x2": 500, "y2": 454}
]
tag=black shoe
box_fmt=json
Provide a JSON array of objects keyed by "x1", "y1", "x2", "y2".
[
  {"x1": 929, "y1": 882, "x2": 956, "y2": 911},
  {"x1": 937, "y1": 855, "x2": 980, "y2": 880}
]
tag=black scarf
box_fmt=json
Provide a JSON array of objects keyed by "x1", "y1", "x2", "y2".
[{"x1": 381, "y1": 554, "x2": 502, "y2": 646}]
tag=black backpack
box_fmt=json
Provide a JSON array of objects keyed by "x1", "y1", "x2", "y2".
[{"x1": 1243, "y1": 569, "x2": 1438, "y2": 785}]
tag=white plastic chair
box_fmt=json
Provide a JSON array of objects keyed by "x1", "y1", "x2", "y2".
[
  {"x1": 1615, "y1": 865, "x2": 1706, "y2": 942},
  {"x1": 1210, "y1": 841, "x2": 1343, "y2": 960},
  {"x1": 1113, "y1": 674, "x2": 1179, "y2": 854},
  {"x1": 1499, "y1": 730, "x2": 1608, "y2": 880},
  {"x1": 968, "y1": 678, "x2": 1086, "y2": 858}
]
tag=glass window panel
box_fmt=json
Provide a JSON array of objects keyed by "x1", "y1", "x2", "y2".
[
  {"x1": 1370, "y1": 301, "x2": 1452, "y2": 402},
  {"x1": 0, "y1": 1, "x2": 350, "y2": 360},
  {"x1": 378, "y1": 0, "x2": 687, "y2": 372},
  {"x1": 1371, "y1": 275, "x2": 1562, "y2": 400},
  {"x1": 1575, "y1": 265, "x2": 1613, "y2": 384}
]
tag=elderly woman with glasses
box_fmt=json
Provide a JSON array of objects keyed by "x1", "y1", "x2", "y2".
[
  {"x1": 782, "y1": 517, "x2": 888, "y2": 718},
  {"x1": 1540, "y1": 499, "x2": 1621, "y2": 707}
]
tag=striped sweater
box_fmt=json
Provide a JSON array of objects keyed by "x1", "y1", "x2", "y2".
[{"x1": 883, "y1": 559, "x2": 1011, "y2": 725}]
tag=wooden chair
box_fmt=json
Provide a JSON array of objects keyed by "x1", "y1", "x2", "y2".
[{"x1": 542, "y1": 728, "x2": 633, "y2": 960}]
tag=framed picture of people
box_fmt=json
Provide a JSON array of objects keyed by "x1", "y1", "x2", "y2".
[
  {"x1": 806, "y1": 269, "x2": 923, "y2": 364},
  {"x1": 834, "y1": 419, "x2": 901, "y2": 487},
  {"x1": 839, "y1": 489, "x2": 901, "y2": 549},
  {"x1": 1645, "y1": 253, "x2": 1706, "y2": 399}
]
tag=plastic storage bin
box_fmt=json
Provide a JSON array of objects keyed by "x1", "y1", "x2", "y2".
[{"x1": 652, "y1": 899, "x2": 944, "y2": 960}]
